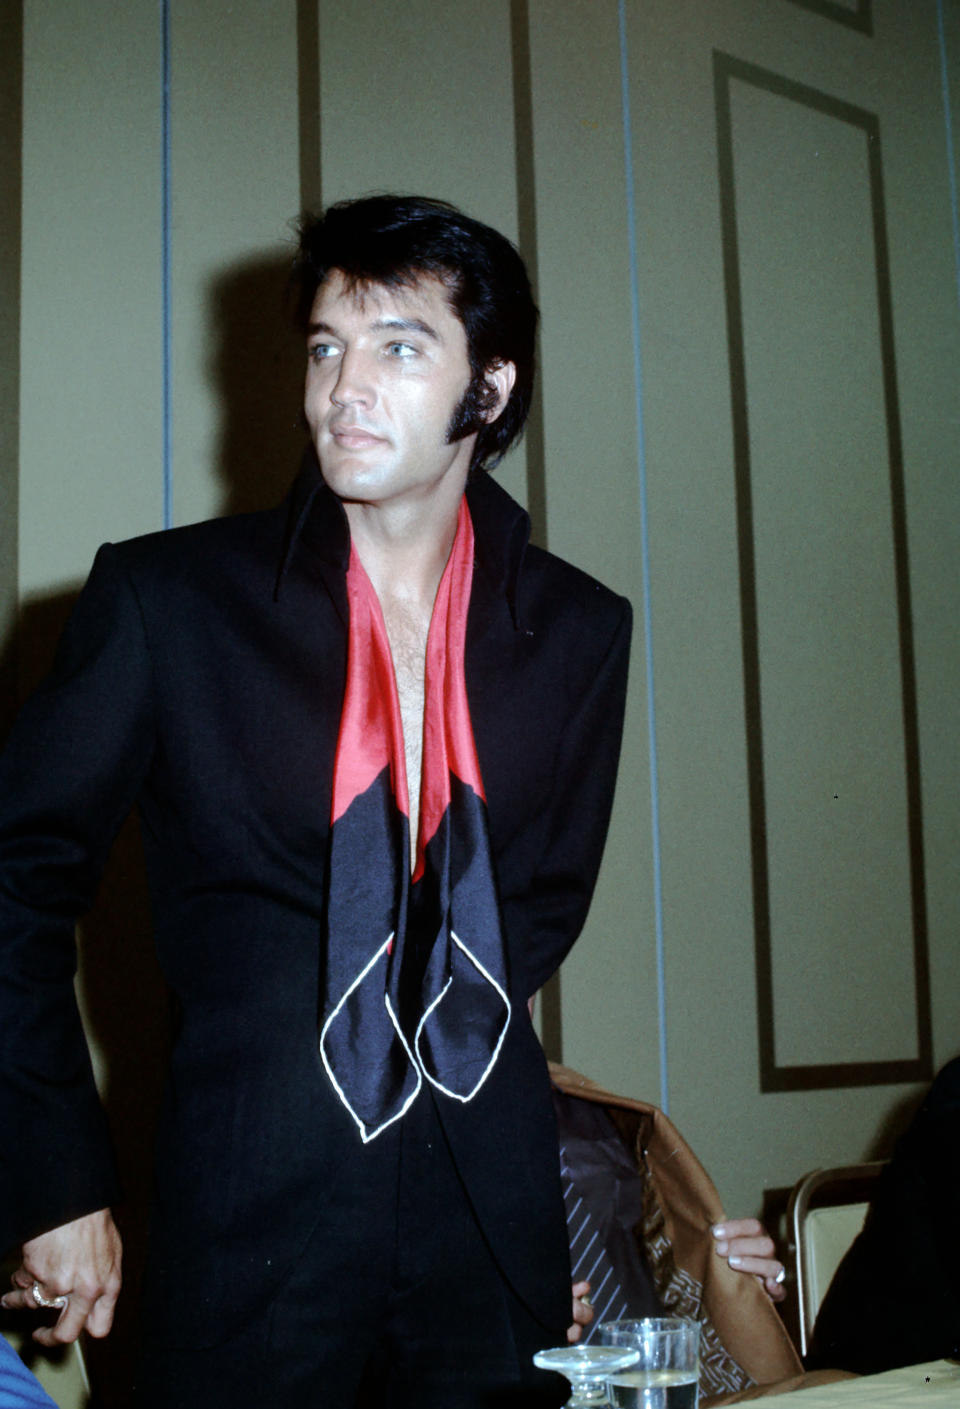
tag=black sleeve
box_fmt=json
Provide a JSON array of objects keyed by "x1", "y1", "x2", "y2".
[
  {"x1": 507, "y1": 598, "x2": 632, "y2": 1000},
  {"x1": 807, "y1": 1060, "x2": 960, "y2": 1372},
  {"x1": 0, "y1": 544, "x2": 156, "y2": 1253}
]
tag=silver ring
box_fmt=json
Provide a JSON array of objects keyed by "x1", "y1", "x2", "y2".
[
  {"x1": 774, "y1": 1266, "x2": 786, "y2": 1285},
  {"x1": 30, "y1": 1282, "x2": 68, "y2": 1311}
]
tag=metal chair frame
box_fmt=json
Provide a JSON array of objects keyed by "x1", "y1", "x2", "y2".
[{"x1": 787, "y1": 1161, "x2": 886, "y2": 1358}]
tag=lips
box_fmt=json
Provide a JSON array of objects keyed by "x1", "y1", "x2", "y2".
[{"x1": 329, "y1": 424, "x2": 385, "y2": 449}]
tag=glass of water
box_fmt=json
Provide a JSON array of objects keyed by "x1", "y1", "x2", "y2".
[{"x1": 598, "y1": 1317, "x2": 700, "y2": 1409}]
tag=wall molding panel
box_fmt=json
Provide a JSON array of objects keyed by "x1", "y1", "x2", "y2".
[{"x1": 713, "y1": 50, "x2": 932, "y2": 1093}]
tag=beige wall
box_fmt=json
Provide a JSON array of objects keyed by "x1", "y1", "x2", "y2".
[
  {"x1": 0, "y1": 0, "x2": 22, "y2": 733},
  {"x1": 9, "y1": 0, "x2": 960, "y2": 1252},
  {"x1": 610, "y1": 0, "x2": 960, "y2": 1220}
]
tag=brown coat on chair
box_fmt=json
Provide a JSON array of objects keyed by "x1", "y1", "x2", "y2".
[{"x1": 549, "y1": 1063, "x2": 803, "y2": 1402}]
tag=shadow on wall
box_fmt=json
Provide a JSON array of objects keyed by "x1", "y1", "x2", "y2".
[
  {"x1": 0, "y1": 592, "x2": 165, "y2": 1407},
  {"x1": 207, "y1": 249, "x2": 309, "y2": 518},
  {"x1": 1, "y1": 246, "x2": 313, "y2": 1406}
]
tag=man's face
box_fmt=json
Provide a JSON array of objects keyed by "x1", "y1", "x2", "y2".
[{"x1": 304, "y1": 271, "x2": 478, "y2": 513}]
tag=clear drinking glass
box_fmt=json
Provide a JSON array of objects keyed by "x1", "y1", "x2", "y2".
[
  {"x1": 598, "y1": 1317, "x2": 700, "y2": 1409},
  {"x1": 532, "y1": 1345, "x2": 642, "y2": 1407}
]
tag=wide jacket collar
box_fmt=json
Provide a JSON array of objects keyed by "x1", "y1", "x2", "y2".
[{"x1": 275, "y1": 447, "x2": 533, "y2": 632}]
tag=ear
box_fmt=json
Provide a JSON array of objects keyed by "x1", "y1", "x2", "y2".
[{"x1": 482, "y1": 360, "x2": 517, "y2": 423}]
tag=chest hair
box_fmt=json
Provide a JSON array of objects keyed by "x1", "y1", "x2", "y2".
[{"x1": 381, "y1": 597, "x2": 430, "y2": 869}]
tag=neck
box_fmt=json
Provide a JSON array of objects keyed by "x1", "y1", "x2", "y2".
[{"x1": 345, "y1": 492, "x2": 463, "y2": 608}]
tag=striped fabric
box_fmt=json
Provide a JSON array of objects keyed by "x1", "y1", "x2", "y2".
[{"x1": 560, "y1": 1143, "x2": 630, "y2": 1342}]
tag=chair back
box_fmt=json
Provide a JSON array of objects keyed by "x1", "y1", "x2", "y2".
[{"x1": 787, "y1": 1163, "x2": 886, "y2": 1357}]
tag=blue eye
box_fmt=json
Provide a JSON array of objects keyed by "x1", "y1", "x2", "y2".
[
  {"x1": 309, "y1": 343, "x2": 338, "y2": 361},
  {"x1": 385, "y1": 342, "x2": 417, "y2": 358}
]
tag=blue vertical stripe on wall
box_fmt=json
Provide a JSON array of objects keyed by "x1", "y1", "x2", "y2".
[
  {"x1": 937, "y1": 0, "x2": 960, "y2": 317},
  {"x1": 161, "y1": 0, "x2": 172, "y2": 530},
  {"x1": 618, "y1": 0, "x2": 669, "y2": 1115}
]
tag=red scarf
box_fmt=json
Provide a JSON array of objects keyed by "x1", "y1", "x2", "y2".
[{"x1": 319, "y1": 499, "x2": 511, "y2": 1142}]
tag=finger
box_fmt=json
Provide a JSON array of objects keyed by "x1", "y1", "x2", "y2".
[
  {"x1": 48, "y1": 1259, "x2": 121, "y2": 1345},
  {"x1": 713, "y1": 1219, "x2": 763, "y2": 1241},
  {"x1": 85, "y1": 1288, "x2": 119, "y2": 1339},
  {"x1": 764, "y1": 1273, "x2": 788, "y2": 1304},
  {"x1": 715, "y1": 1234, "x2": 770, "y2": 1257},
  {"x1": 723, "y1": 1235, "x2": 776, "y2": 1260},
  {"x1": 1, "y1": 1282, "x2": 68, "y2": 1312},
  {"x1": 32, "y1": 1292, "x2": 91, "y2": 1348},
  {"x1": 729, "y1": 1253, "x2": 783, "y2": 1280},
  {"x1": 570, "y1": 1277, "x2": 594, "y2": 1334}
]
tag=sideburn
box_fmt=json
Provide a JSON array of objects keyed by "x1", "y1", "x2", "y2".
[{"x1": 445, "y1": 370, "x2": 497, "y2": 445}]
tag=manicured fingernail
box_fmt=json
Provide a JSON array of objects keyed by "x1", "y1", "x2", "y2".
[
  {"x1": 714, "y1": 1240, "x2": 729, "y2": 1255},
  {"x1": 729, "y1": 1255, "x2": 743, "y2": 1267},
  {"x1": 712, "y1": 1224, "x2": 726, "y2": 1238}
]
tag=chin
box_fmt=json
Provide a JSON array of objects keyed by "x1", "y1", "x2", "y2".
[
  {"x1": 320, "y1": 468, "x2": 397, "y2": 508},
  {"x1": 319, "y1": 450, "x2": 383, "y2": 494}
]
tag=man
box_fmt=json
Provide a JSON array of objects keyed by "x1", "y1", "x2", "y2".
[
  {"x1": 807, "y1": 1056, "x2": 960, "y2": 1373},
  {"x1": 0, "y1": 196, "x2": 631, "y2": 1405}
]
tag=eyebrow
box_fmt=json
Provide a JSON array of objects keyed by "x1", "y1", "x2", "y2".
[{"x1": 306, "y1": 316, "x2": 442, "y2": 342}]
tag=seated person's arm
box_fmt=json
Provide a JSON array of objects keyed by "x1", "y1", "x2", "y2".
[{"x1": 566, "y1": 1217, "x2": 785, "y2": 1342}]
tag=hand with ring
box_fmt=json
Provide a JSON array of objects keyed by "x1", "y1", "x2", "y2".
[
  {"x1": 712, "y1": 1218, "x2": 788, "y2": 1303},
  {"x1": 29, "y1": 1283, "x2": 68, "y2": 1311},
  {"x1": 0, "y1": 1209, "x2": 122, "y2": 1346},
  {"x1": 566, "y1": 1279, "x2": 594, "y2": 1343}
]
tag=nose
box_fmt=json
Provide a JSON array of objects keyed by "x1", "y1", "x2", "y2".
[{"x1": 330, "y1": 348, "x2": 375, "y2": 411}]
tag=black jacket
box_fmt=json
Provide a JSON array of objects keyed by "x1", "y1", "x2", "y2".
[
  {"x1": 0, "y1": 456, "x2": 631, "y2": 1346},
  {"x1": 807, "y1": 1057, "x2": 960, "y2": 1373}
]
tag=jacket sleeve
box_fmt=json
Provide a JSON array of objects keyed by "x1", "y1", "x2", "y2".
[
  {"x1": 0, "y1": 544, "x2": 156, "y2": 1254},
  {"x1": 507, "y1": 596, "x2": 632, "y2": 1000}
]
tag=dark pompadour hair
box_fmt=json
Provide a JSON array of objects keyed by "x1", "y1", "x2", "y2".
[{"x1": 292, "y1": 194, "x2": 538, "y2": 474}]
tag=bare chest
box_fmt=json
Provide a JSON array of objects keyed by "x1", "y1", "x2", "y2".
[{"x1": 381, "y1": 599, "x2": 430, "y2": 865}]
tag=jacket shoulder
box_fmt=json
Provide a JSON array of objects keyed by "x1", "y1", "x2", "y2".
[
  {"x1": 102, "y1": 502, "x2": 288, "y2": 591},
  {"x1": 522, "y1": 542, "x2": 632, "y2": 636}
]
